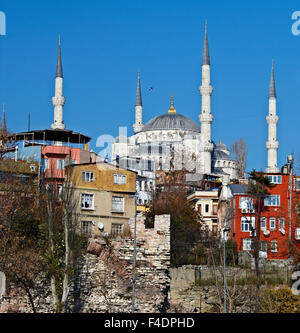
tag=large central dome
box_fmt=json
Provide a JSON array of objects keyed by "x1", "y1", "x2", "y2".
[{"x1": 142, "y1": 113, "x2": 201, "y2": 133}]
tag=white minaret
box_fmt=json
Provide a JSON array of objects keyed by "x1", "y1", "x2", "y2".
[
  {"x1": 51, "y1": 36, "x2": 66, "y2": 130},
  {"x1": 199, "y1": 21, "x2": 214, "y2": 174},
  {"x1": 266, "y1": 60, "x2": 279, "y2": 173},
  {"x1": 133, "y1": 71, "x2": 143, "y2": 133}
]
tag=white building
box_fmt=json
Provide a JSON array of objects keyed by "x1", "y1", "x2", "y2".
[{"x1": 112, "y1": 23, "x2": 238, "y2": 185}]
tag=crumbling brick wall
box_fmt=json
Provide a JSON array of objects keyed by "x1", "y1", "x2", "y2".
[
  {"x1": 66, "y1": 214, "x2": 171, "y2": 313},
  {"x1": 0, "y1": 214, "x2": 170, "y2": 313}
]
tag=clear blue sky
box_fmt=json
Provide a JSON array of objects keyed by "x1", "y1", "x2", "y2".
[{"x1": 1, "y1": 0, "x2": 300, "y2": 173}]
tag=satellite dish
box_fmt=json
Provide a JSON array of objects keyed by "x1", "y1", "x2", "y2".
[{"x1": 98, "y1": 222, "x2": 104, "y2": 231}]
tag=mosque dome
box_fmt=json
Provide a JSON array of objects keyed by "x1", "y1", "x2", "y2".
[
  {"x1": 141, "y1": 93, "x2": 201, "y2": 133},
  {"x1": 142, "y1": 113, "x2": 201, "y2": 133}
]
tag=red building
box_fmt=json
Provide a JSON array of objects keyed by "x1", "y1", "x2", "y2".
[{"x1": 224, "y1": 170, "x2": 300, "y2": 260}]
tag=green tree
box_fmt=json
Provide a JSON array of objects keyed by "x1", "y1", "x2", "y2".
[{"x1": 145, "y1": 187, "x2": 204, "y2": 267}]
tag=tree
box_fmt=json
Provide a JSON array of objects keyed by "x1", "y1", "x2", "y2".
[
  {"x1": 145, "y1": 185, "x2": 203, "y2": 267},
  {"x1": 38, "y1": 160, "x2": 86, "y2": 312},
  {"x1": 231, "y1": 139, "x2": 248, "y2": 179},
  {"x1": 0, "y1": 159, "x2": 44, "y2": 313}
]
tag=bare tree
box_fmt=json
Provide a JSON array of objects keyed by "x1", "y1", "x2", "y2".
[
  {"x1": 39, "y1": 158, "x2": 85, "y2": 312},
  {"x1": 0, "y1": 159, "x2": 44, "y2": 313},
  {"x1": 231, "y1": 139, "x2": 248, "y2": 179}
]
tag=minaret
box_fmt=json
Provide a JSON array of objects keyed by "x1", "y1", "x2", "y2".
[
  {"x1": 51, "y1": 36, "x2": 66, "y2": 130},
  {"x1": 199, "y1": 21, "x2": 214, "y2": 174},
  {"x1": 133, "y1": 71, "x2": 143, "y2": 133},
  {"x1": 266, "y1": 60, "x2": 279, "y2": 173}
]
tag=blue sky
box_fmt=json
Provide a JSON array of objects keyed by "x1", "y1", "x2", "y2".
[{"x1": 1, "y1": 0, "x2": 300, "y2": 173}]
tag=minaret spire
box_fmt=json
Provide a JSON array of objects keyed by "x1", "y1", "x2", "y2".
[
  {"x1": 266, "y1": 60, "x2": 279, "y2": 173},
  {"x1": 133, "y1": 70, "x2": 143, "y2": 133},
  {"x1": 1, "y1": 104, "x2": 7, "y2": 135},
  {"x1": 56, "y1": 35, "x2": 63, "y2": 78},
  {"x1": 202, "y1": 20, "x2": 210, "y2": 66},
  {"x1": 51, "y1": 35, "x2": 66, "y2": 131},
  {"x1": 135, "y1": 70, "x2": 142, "y2": 107},
  {"x1": 199, "y1": 21, "x2": 214, "y2": 174},
  {"x1": 269, "y1": 59, "x2": 276, "y2": 99}
]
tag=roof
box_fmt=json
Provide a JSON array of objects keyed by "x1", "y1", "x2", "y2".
[
  {"x1": 8, "y1": 129, "x2": 91, "y2": 145},
  {"x1": 228, "y1": 184, "x2": 249, "y2": 195},
  {"x1": 142, "y1": 113, "x2": 201, "y2": 133}
]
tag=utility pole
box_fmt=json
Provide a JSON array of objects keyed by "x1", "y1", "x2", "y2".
[
  {"x1": 288, "y1": 154, "x2": 294, "y2": 241},
  {"x1": 131, "y1": 194, "x2": 137, "y2": 313},
  {"x1": 223, "y1": 227, "x2": 231, "y2": 313}
]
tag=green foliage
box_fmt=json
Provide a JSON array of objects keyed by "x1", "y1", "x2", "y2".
[{"x1": 145, "y1": 188, "x2": 202, "y2": 267}]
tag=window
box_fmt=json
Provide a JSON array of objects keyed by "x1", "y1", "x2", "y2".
[
  {"x1": 264, "y1": 195, "x2": 280, "y2": 207},
  {"x1": 265, "y1": 175, "x2": 282, "y2": 184},
  {"x1": 112, "y1": 196, "x2": 124, "y2": 212},
  {"x1": 111, "y1": 223, "x2": 124, "y2": 236},
  {"x1": 295, "y1": 228, "x2": 300, "y2": 240},
  {"x1": 279, "y1": 218, "x2": 285, "y2": 231},
  {"x1": 57, "y1": 159, "x2": 65, "y2": 170},
  {"x1": 44, "y1": 159, "x2": 49, "y2": 170},
  {"x1": 243, "y1": 239, "x2": 252, "y2": 251},
  {"x1": 260, "y1": 241, "x2": 268, "y2": 253},
  {"x1": 261, "y1": 217, "x2": 267, "y2": 231},
  {"x1": 271, "y1": 241, "x2": 278, "y2": 253},
  {"x1": 82, "y1": 171, "x2": 95, "y2": 182},
  {"x1": 213, "y1": 205, "x2": 218, "y2": 215},
  {"x1": 159, "y1": 144, "x2": 163, "y2": 155},
  {"x1": 241, "y1": 217, "x2": 255, "y2": 232},
  {"x1": 81, "y1": 193, "x2": 94, "y2": 210},
  {"x1": 81, "y1": 221, "x2": 92, "y2": 236},
  {"x1": 239, "y1": 197, "x2": 254, "y2": 212},
  {"x1": 114, "y1": 174, "x2": 127, "y2": 185},
  {"x1": 205, "y1": 204, "x2": 209, "y2": 214},
  {"x1": 197, "y1": 204, "x2": 202, "y2": 213},
  {"x1": 270, "y1": 218, "x2": 276, "y2": 230},
  {"x1": 72, "y1": 160, "x2": 77, "y2": 165}
]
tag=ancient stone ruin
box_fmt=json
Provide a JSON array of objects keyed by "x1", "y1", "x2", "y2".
[{"x1": 0, "y1": 214, "x2": 171, "y2": 313}]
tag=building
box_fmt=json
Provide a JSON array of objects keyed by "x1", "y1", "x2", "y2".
[
  {"x1": 0, "y1": 158, "x2": 39, "y2": 190},
  {"x1": 222, "y1": 170, "x2": 299, "y2": 260},
  {"x1": 70, "y1": 162, "x2": 137, "y2": 237},
  {"x1": 188, "y1": 189, "x2": 219, "y2": 236},
  {"x1": 112, "y1": 23, "x2": 238, "y2": 184},
  {"x1": 217, "y1": 62, "x2": 300, "y2": 260}
]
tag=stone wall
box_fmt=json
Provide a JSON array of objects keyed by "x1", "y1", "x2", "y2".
[{"x1": 0, "y1": 214, "x2": 170, "y2": 313}]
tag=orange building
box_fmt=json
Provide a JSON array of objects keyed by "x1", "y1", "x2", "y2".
[{"x1": 225, "y1": 172, "x2": 300, "y2": 260}]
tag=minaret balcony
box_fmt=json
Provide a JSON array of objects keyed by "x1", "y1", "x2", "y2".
[
  {"x1": 266, "y1": 115, "x2": 279, "y2": 124},
  {"x1": 199, "y1": 113, "x2": 213, "y2": 124},
  {"x1": 52, "y1": 96, "x2": 66, "y2": 107},
  {"x1": 199, "y1": 85, "x2": 213, "y2": 96},
  {"x1": 266, "y1": 141, "x2": 279, "y2": 150}
]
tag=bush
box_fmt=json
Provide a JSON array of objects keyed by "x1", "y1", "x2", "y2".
[{"x1": 260, "y1": 288, "x2": 300, "y2": 313}]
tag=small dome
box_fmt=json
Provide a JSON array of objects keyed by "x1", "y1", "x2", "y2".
[
  {"x1": 212, "y1": 149, "x2": 232, "y2": 161},
  {"x1": 142, "y1": 113, "x2": 201, "y2": 133}
]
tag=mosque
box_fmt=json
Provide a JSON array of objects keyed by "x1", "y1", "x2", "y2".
[{"x1": 112, "y1": 23, "x2": 238, "y2": 184}]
